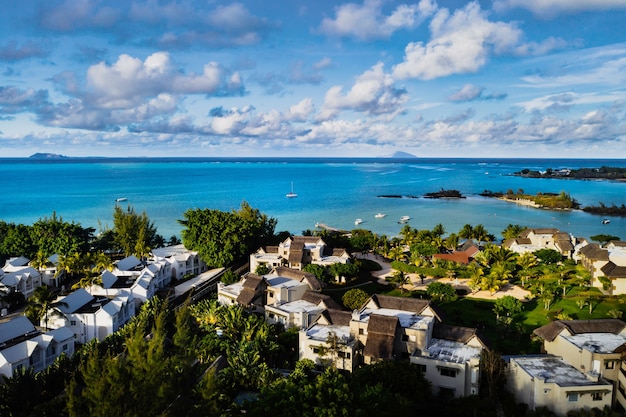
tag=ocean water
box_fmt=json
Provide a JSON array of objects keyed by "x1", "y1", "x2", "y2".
[{"x1": 0, "y1": 157, "x2": 624, "y2": 241}]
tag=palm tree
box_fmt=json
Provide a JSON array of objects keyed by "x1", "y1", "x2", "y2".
[
  {"x1": 25, "y1": 285, "x2": 68, "y2": 330},
  {"x1": 387, "y1": 246, "x2": 406, "y2": 262},
  {"x1": 459, "y1": 224, "x2": 474, "y2": 240},
  {"x1": 390, "y1": 270, "x2": 410, "y2": 293},
  {"x1": 445, "y1": 233, "x2": 459, "y2": 251},
  {"x1": 473, "y1": 224, "x2": 488, "y2": 247},
  {"x1": 467, "y1": 264, "x2": 484, "y2": 293},
  {"x1": 482, "y1": 264, "x2": 511, "y2": 294},
  {"x1": 91, "y1": 251, "x2": 114, "y2": 274},
  {"x1": 30, "y1": 249, "x2": 51, "y2": 275},
  {"x1": 431, "y1": 223, "x2": 445, "y2": 238}
]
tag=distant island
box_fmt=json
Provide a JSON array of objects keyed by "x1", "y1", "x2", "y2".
[
  {"x1": 514, "y1": 166, "x2": 626, "y2": 181},
  {"x1": 423, "y1": 189, "x2": 465, "y2": 199},
  {"x1": 377, "y1": 189, "x2": 465, "y2": 199},
  {"x1": 481, "y1": 189, "x2": 579, "y2": 210},
  {"x1": 29, "y1": 153, "x2": 69, "y2": 159}
]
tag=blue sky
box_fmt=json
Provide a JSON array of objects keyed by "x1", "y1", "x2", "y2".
[{"x1": 1, "y1": 0, "x2": 626, "y2": 158}]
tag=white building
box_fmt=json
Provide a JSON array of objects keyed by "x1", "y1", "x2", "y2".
[
  {"x1": 0, "y1": 266, "x2": 42, "y2": 299},
  {"x1": 46, "y1": 288, "x2": 135, "y2": 344},
  {"x1": 299, "y1": 309, "x2": 359, "y2": 372},
  {"x1": 534, "y1": 319, "x2": 626, "y2": 409},
  {"x1": 410, "y1": 325, "x2": 484, "y2": 397},
  {"x1": 507, "y1": 355, "x2": 613, "y2": 416},
  {"x1": 152, "y1": 244, "x2": 208, "y2": 280},
  {"x1": 249, "y1": 236, "x2": 350, "y2": 273},
  {"x1": 0, "y1": 316, "x2": 74, "y2": 379}
]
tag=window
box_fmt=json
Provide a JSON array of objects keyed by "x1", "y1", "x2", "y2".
[
  {"x1": 605, "y1": 360, "x2": 615, "y2": 370},
  {"x1": 402, "y1": 334, "x2": 409, "y2": 342},
  {"x1": 268, "y1": 313, "x2": 275, "y2": 319},
  {"x1": 440, "y1": 367, "x2": 457, "y2": 378},
  {"x1": 338, "y1": 352, "x2": 351, "y2": 359},
  {"x1": 63, "y1": 344, "x2": 68, "y2": 351},
  {"x1": 268, "y1": 292, "x2": 274, "y2": 298},
  {"x1": 568, "y1": 393, "x2": 578, "y2": 402},
  {"x1": 70, "y1": 320, "x2": 77, "y2": 326},
  {"x1": 313, "y1": 347, "x2": 320, "y2": 354},
  {"x1": 416, "y1": 364, "x2": 427, "y2": 373},
  {"x1": 592, "y1": 392, "x2": 603, "y2": 401},
  {"x1": 358, "y1": 328, "x2": 364, "y2": 335}
]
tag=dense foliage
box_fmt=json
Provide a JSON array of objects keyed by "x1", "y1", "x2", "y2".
[
  {"x1": 112, "y1": 205, "x2": 159, "y2": 257},
  {"x1": 179, "y1": 202, "x2": 277, "y2": 267}
]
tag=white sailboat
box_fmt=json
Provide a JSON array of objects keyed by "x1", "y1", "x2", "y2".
[{"x1": 286, "y1": 182, "x2": 298, "y2": 198}]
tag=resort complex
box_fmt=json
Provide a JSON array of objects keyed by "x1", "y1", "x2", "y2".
[{"x1": 2, "y1": 219, "x2": 626, "y2": 417}]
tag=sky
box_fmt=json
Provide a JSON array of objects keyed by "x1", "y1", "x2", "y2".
[{"x1": 1, "y1": 0, "x2": 626, "y2": 158}]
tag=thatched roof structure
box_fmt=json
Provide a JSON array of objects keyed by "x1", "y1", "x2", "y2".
[
  {"x1": 534, "y1": 319, "x2": 626, "y2": 342},
  {"x1": 363, "y1": 314, "x2": 398, "y2": 359},
  {"x1": 236, "y1": 274, "x2": 266, "y2": 305}
]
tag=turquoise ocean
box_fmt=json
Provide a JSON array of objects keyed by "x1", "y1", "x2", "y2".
[{"x1": 0, "y1": 157, "x2": 624, "y2": 241}]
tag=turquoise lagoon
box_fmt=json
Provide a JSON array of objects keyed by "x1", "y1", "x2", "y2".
[{"x1": 0, "y1": 157, "x2": 624, "y2": 241}]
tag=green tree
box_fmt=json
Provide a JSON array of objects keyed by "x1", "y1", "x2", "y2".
[
  {"x1": 113, "y1": 205, "x2": 158, "y2": 257},
  {"x1": 24, "y1": 285, "x2": 68, "y2": 330},
  {"x1": 389, "y1": 270, "x2": 410, "y2": 293},
  {"x1": 179, "y1": 202, "x2": 277, "y2": 267},
  {"x1": 502, "y1": 224, "x2": 526, "y2": 240},
  {"x1": 426, "y1": 281, "x2": 457, "y2": 303},
  {"x1": 493, "y1": 295, "x2": 523, "y2": 325},
  {"x1": 590, "y1": 234, "x2": 621, "y2": 246},
  {"x1": 342, "y1": 288, "x2": 370, "y2": 310},
  {"x1": 534, "y1": 248, "x2": 562, "y2": 264}
]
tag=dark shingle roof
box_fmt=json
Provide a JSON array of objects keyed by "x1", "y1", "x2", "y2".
[
  {"x1": 601, "y1": 262, "x2": 626, "y2": 279},
  {"x1": 363, "y1": 315, "x2": 399, "y2": 359},
  {"x1": 369, "y1": 294, "x2": 430, "y2": 314},
  {"x1": 273, "y1": 266, "x2": 324, "y2": 291},
  {"x1": 320, "y1": 309, "x2": 352, "y2": 326},
  {"x1": 301, "y1": 291, "x2": 343, "y2": 310},
  {"x1": 579, "y1": 244, "x2": 610, "y2": 261},
  {"x1": 236, "y1": 274, "x2": 266, "y2": 305},
  {"x1": 534, "y1": 319, "x2": 626, "y2": 342}
]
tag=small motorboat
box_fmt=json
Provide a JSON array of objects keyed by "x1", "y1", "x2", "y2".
[
  {"x1": 375, "y1": 213, "x2": 386, "y2": 218},
  {"x1": 398, "y1": 215, "x2": 411, "y2": 224},
  {"x1": 355, "y1": 218, "x2": 363, "y2": 225},
  {"x1": 115, "y1": 197, "x2": 127, "y2": 202},
  {"x1": 602, "y1": 219, "x2": 611, "y2": 224}
]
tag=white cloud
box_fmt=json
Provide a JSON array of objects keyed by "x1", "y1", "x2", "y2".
[
  {"x1": 86, "y1": 52, "x2": 243, "y2": 108},
  {"x1": 319, "y1": 62, "x2": 408, "y2": 120},
  {"x1": 521, "y1": 56, "x2": 626, "y2": 88},
  {"x1": 285, "y1": 98, "x2": 315, "y2": 122},
  {"x1": 494, "y1": 0, "x2": 626, "y2": 18},
  {"x1": 448, "y1": 84, "x2": 483, "y2": 102},
  {"x1": 393, "y1": 2, "x2": 523, "y2": 80},
  {"x1": 317, "y1": 0, "x2": 436, "y2": 41},
  {"x1": 41, "y1": 0, "x2": 121, "y2": 31}
]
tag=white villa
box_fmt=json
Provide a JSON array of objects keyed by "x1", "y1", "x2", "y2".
[
  {"x1": 0, "y1": 265, "x2": 42, "y2": 299},
  {"x1": 45, "y1": 288, "x2": 135, "y2": 344},
  {"x1": 152, "y1": 244, "x2": 208, "y2": 280},
  {"x1": 533, "y1": 319, "x2": 626, "y2": 409},
  {"x1": 0, "y1": 316, "x2": 74, "y2": 379},
  {"x1": 503, "y1": 228, "x2": 576, "y2": 259},
  {"x1": 299, "y1": 309, "x2": 359, "y2": 372},
  {"x1": 249, "y1": 236, "x2": 350, "y2": 273},
  {"x1": 506, "y1": 355, "x2": 613, "y2": 416},
  {"x1": 578, "y1": 242, "x2": 626, "y2": 295},
  {"x1": 217, "y1": 267, "x2": 324, "y2": 314},
  {"x1": 410, "y1": 324, "x2": 485, "y2": 397}
]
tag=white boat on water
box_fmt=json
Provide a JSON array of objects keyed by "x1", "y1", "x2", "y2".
[
  {"x1": 115, "y1": 197, "x2": 127, "y2": 202},
  {"x1": 398, "y1": 215, "x2": 411, "y2": 224},
  {"x1": 602, "y1": 219, "x2": 611, "y2": 224},
  {"x1": 286, "y1": 182, "x2": 298, "y2": 198},
  {"x1": 355, "y1": 218, "x2": 363, "y2": 225},
  {"x1": 375, "y1": 213, "x2": 386, "y2": 218}
]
